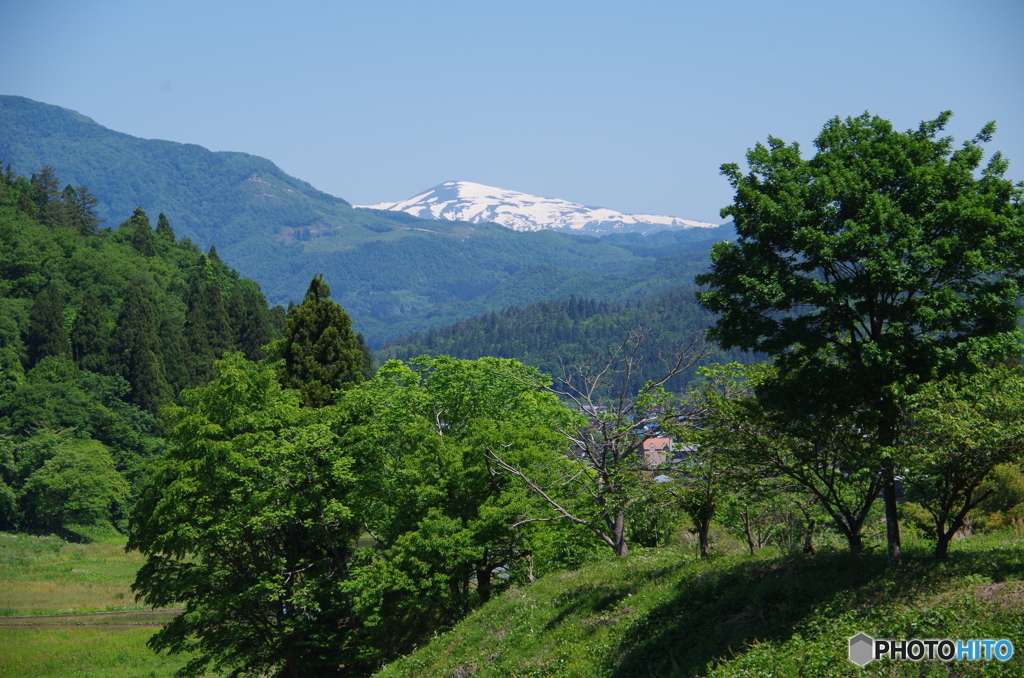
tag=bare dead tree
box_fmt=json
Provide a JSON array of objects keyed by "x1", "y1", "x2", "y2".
[{"x1": 487, "y1": 329, "x2": 710, "y2": 557}]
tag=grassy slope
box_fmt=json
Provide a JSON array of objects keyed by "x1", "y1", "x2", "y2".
[
  {"x1": 375, "y1": 532, "x2": 1024, "y2": 678},
  {"x1": 0, "y1": 531, "x2": 190, "y2": 678}
]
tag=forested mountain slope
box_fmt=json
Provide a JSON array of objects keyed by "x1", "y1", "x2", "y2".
[
  {"x1": 379, "y1": 287, "x2": 757, "y2": 397},
  {"x1": 0, "y1": 96, "x2": 733, "y2": 346},
  {"x1": 0, "y1": 166, "x2": 283, "y2": 533}
]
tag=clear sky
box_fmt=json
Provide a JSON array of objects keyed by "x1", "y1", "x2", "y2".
[{"x1": 2, "y1": 0, "x2": 1022, "y2": 224}]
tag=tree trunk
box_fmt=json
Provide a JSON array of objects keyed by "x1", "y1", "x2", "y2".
[
  {"x1": 935, "y1": 530, "x2": 953, "y2": 559},
  {"x1": 697, "y1": 519, "x2": 711, "y2": 559},
  {"x1": 883, "y1": 467, "x2": 901, "y2": 566},
  {"x1": 477, "y1": 566, "x2": 493, "y2": 604},
  {"x1": 611, "y1": 511, "x2": 629, "y2": 557},
  {"x1": 742, "y1": 506, "x2": 757, "y2": 555},
  {"x1": 803, "y1": 516, "x2": 815, "y2": 554}
]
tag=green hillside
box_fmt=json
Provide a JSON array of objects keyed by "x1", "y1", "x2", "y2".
[
  {"x1": 378, "y1": 286, "x2": 758, "y2": 397},
  {"x1": 0, "y1": 96, "x2": 731, "y2": 346},
  {"x1": 0, "y1": 166, "x2": 284, "y2": 535},
  {"x1": 374, "y1": 534, "x2": 1024, "y2": 678}
]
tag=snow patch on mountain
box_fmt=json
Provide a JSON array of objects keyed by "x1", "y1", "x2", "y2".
[{"x1": 357, "y1": 181, "x2": 718, "y2": 235}]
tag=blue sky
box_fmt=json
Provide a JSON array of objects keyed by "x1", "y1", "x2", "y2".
[{"x1": 2, "y1": 0, "x2": 1022, "y2": 224}]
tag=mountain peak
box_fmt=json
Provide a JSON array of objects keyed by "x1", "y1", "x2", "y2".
[{"x1": 358, "y1": 181, "x2": 717, "y2": 235}]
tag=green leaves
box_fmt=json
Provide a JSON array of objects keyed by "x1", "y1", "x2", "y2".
[
  {"x1": 276, "y1": 274, "x2": 364, "y2": 407},
  {"x1": 129, "y1": 354, "x2": 364, "y2": 676},
  {"x1": 20, "y1": 437, "x2": 128, "y2": 533}
]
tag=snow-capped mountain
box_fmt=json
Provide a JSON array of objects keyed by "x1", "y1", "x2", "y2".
[{"x1": 357, "y1": 181, "x2": 718, "y2": 235}]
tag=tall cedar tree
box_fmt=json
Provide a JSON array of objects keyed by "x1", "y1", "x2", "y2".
[
  {"x1": 184, "y1": 256, "x2": 234, "y2": 383},
  {"x1": 112, "y1": 278, "x2": 169, "y2": 416},
  {"x1": 228, "y1": 284, "x2": 275, "y2": 362},
  {"x1": 279, "y1": 275, "x2": 363, "y2": 407},
  {"x1": 71, "y1": 289, "x2": 109, "y2": 373},
  {"x1": 125, "y1": 208, "x2": 157, "y2": 257},
  {"x1": 155, "y1": 212, "x2": 174, "y2": 243},
  {"x1": 26, "y1": 281, "x2": 71, "y2": 368}
]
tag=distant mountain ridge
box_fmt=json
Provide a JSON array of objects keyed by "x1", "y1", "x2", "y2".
[
  {"x1": 359, "y1": 181, "x2": 719, "y2": 235},
  {"x1": 0, "y1": 95, "x2": 729, "y2": 348},
  {"x1": 0, "y1": 94, "x2": 360, "y2": 251}
]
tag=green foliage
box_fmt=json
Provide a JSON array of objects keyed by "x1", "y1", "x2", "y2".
[
  {"x1": 276, "y1": 274, "x2": 365, "y2": 407},
  {"x1": 20, "y1": 438, "x2": 128, "y2": 534},
  {"x1": 698, "y1": 111, "x2": 1024, "y2": 564},
  {"x1": 340, "y1": 356, "x2": 582, "y2": 664},
  {"x1": 900, "y1": 366, "x2": 1024, "y2": 556},
  {"x1": 129, "y1": 354, "x2": 364, "y2": 677},
  {"x1": 0, "y1": 165, "x2": 283, "y2": 536}
]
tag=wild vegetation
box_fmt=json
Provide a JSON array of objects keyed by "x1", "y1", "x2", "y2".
[
  {"x1": 0, "y1": 164, "x2": 285, "y2": 536},
  {"x1": 1, "y1": 110, "x2": 1022, "y2": 678}
]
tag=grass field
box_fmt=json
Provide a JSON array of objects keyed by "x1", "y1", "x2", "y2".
[{"x1": 0, "y1": 530, "x2": 191, "y2": 678}]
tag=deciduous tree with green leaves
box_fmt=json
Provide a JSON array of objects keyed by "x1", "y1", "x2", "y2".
[
  {"x1": 20, "y1": 436, "x2": 128, "y2": 533},
  {"x1": 341, "y1": 356, "x2": 580, "y2": 664},
  {"x1": 900, "y1": 365, "x2": 1024, "y2": 558},
  {"x1": 698, "y1": 111, "x2": 1024, "y2": 564},
  {"x1": 128, "y1": 354, "x2": 364, "y2": 678}
]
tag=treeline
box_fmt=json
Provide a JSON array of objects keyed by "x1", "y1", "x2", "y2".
[
  {"x1": 378, "y1": 289, "x2": 755, "y2": 396},
  {"x1": 0, "y1": 165, "x2": 286, "y2": 533}
]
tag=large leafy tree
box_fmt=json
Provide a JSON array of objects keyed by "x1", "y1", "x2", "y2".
[
  {"x1": 20, "y1": 437, "x2": 128, "y2": 533},
  {"x1": 697, "y1": 112, "x2": 1024, "y2": 564},
  {"x1": 129, "y1": 354, "x2": 364, "y2": 678},
  {"x1": 340, "y1": 356, "x2": 578, "y2": 664},
  {"x1": 277, "y1": 274, "x2": 364, "y2": 407}
]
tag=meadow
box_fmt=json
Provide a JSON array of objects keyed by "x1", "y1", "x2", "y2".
[{"x1": 0, "y1": 529, "x2": 191, "y2": 678}]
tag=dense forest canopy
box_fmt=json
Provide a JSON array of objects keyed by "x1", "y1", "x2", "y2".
[{"x1": 0, "y1": 164, "x2": 285, "y2": 533}]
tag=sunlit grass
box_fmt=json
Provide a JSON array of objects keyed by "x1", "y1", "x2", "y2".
[
  {"x1": 0, "y1": 626, "x2": 188, "y2": 678},
  {"x1": 0, "y1": 533, "x2": 147, "y2": 615},
  {"x1": 376, "y1": 531, "x2": 1024, "y2": 678},
  {"x1": 0, "y1": 531, "x2": 196, "y2": 677}
]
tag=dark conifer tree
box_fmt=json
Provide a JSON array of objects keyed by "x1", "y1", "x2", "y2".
[
  {"x1": 25, "y1": 282, "x2": 71, "y2": 368},
  {"x1": 159, "y1": 312, "x2": 190, "y2": 397},
  {"x1": 277, "y1": 274, "x2": 363, "y2": 407},
  {"x1": 17, "y1": 192, "x2": 35, "y2": 218},
  {"x1": 72, "y1": 290, "x2": 109, "y2": 373},
  {"x1": 112, "y1": 278, "x2": 168, "y2": 415},
  {"x1": 183, "y1": 262, "x2": 216, "y2": 384},
  {"x1": 155, "y1": 213, "x2": 175, "y2": 244},
  {"x1": 355, "y1": 332, "x2": 374, "y2": 381},
  {"x1": 229, "y1": 285, "x2": 275, "y2": 362},
  {"x1": 125, "y1": 208, "x2": 157, "y2": 257},
  {"x1": 30, "y1": 166, "x2": 61, "y2": 226},
  {"x1": 204, "y1": 277, "x2": 234, "y2": 360},
  {"x1": 73, "y1": 186, "x2": 102, "y2": 235}
]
